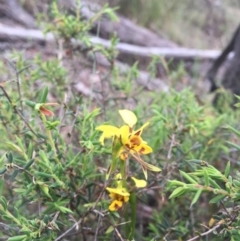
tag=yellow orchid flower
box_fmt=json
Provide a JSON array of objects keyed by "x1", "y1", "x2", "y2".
[
  {"x1": 96, "y1": 109, "x2": 152, "y2": 157},
  {"x1": 106, "y1": 186, "x2": 130, "y2": 211},
  {"x1": 96, "y1": 110, "x2": 161, "y2": 179}
]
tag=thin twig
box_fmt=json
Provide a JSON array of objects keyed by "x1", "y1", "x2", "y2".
[
  {"x1": 220, "y1": 200, "x2": 233, "y2": 221},
  {"x1": 0, "y1": 86, "x2": 39, "y2": 138},
  {"x1": 114, "y1": 226, "x2": 125, "y2": 241},
  {"x1": 94, "y1": 213, "x2": 102, "y2": 241},
  {"x1": 187, "y1": 224, "x2": 220, "y2": 241},
  {"x1": 167, "y1": 134, "x2": 176, "y2": 159}
]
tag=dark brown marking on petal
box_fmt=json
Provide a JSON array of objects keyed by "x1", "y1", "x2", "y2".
[
  {"x1": 135, "y1": 130, "x2": 141, "y2": 136},
  {"x1": 140, "y1": 147, "x2": 145, "y2": 153},
  {"x1": 119, "y1": 135, "x2": 123, "y2": 144},
  {"x1": 125, "y1": 144, "x2": 131, "y2": 149},
  {"x1": 114, "y1": 203, "x2": 120, "y2": 210},
  {"x1": 130, "y1": 136, "x2": 141, "y2": 145}
]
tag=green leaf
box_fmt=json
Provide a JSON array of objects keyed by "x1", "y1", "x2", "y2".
[
  {"x1": 85, "y1": 108, "x2": 101, "y2": 122},
  {"x1": 0, "y1": 179, "x2": 4, "y2": 196},
  {"x1": 105, "y1": 225, "x2": 114, "y2": 234},
  {"x1": 128, "y1": 192, "x2": 137, "y2": 240},
  {"x1": 25, "y1": 100, "x2": 36, "y2": 108},
  {"x1": 226, "y1": 141, "x2": 240, "y2": 151},
  {"x1": 233, "y1": 180, "x2": 240, "y2": 188},
  {"x1": 225, "y1": 125, "x2": 240, "y2": 137},
  {"x1": 169, "y1": 187, "x2": 186, "y2": 199},
  {"x1": 40, "y1": 86, "x2": 48, "y2": 103},
  {"x1": 0, "y1": 196, "x2": 8, "y2": 211},
  {"x1": 23, "y1": 159, "x2": 35, "y2": 170},
  {"x1": 209, "y1": 178, "x2": 221, "y2": 189},
  {"x1": 14, "y1": 206, "x2": 19, "y2": 219},
  {"x1": 180, "y1": 171, "x2": 198, "y2": 184},
  {"x1": 36, "y1": 181, "x2": 52, "y2": 200},
  {"x1": 224, "y1": 161, "x2": 230, "y2": 177},
  {"x1": 191, "y1": 189, "x2": 202, "y2": 207},
  {"x1": 6, "y1": 142, "x2": 24, "y2": 156},
  {"x1": 7, "y1": 235, "x2": 27, "y2": 241},
  {"x1": 203, "y1": 169, "x2": 209, "y2": 187},
  {"x1": 168, "y1": 180, "x2": 185, "y2": 187},
  {"x1": 209, "y1": 194, "x2": 225, "y2": 204}
]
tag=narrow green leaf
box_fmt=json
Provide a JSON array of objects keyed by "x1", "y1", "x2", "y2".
[
  {"x1": 85, "y1": 108, "x2": 101, "y2": 122},
  {"x1": 225, "y1": 125, "x2": 240, "y2": 137},
  {"x1": 226, "y1": 141, "x2": 240, "y2": 151},
  {"x1": 105, "y1": 225, "x2": 114, "y2": 234},
  {"x1": 0, "y1": 179, "x2": 4, "y2": 196},
  {"x1": 191, "y1": 189, "x2": 202, "y2": 207},
  {"x1": 40, "y1": 86, "x2": 48, "y2": 103},
  {"x1": 15, "y1": 136, "x2": 25, "y2": 153},
  {"x1": 233, "y1": 180, "x2": 240, "y2": 188},
  {"x1": 6, "y1": 142, "x2": 23, "y2": 155},
  {"x1": 224, "y1": 161, "x2": 230, "y2": 177},
  {"x1": 23, "y1": 159, "x2": 34, "y2": 170},
  {"x1": 0, "y1": 167, "x2": 7, "y2": 175},
  {"x1": 106, "y1": 164, "x2": 112, "y2": 181},
  {"x1": 168, "y1": 180, "x2": 185, "y2": 187},
  {"x1": 7, "y1": 235, "x2": 27, "y2": 241},
  {"x1": 209, "y1": 194, "x2": 225, "y2": 203},
  {"x1": 203, "y1": 169, "x2": 209, "y2": 187},
  {"x1": 228, "y1": 175, "x2": 233, "y2": 185},
  {"x1": 169, "y1": 187, "x2": 186, "y2": 199},
  {"x1": 25, "y1": 100, "x2": 36, "y2": 108},
  {"x1": 27, "y1": 143, "x2": 33, "y2": 159},
  {"x1": 128, "y1": 193, "x2": 136, "y2": 240},
  {"x1": 209, "y1": 178, "x2": 221, "y2": 189},
  {"x1": 38, "y1": 182, "x2": 52, "y2": 200},
  {"x1": 35, "y1": 172, "x2": 53, "y2": 178},
  {"x1": 0, "y1": 196, "x2": 7, "y2": 210},
  {"x1": 14, "y1": 206, "x2": 19, "y2": 219},
  {"x1": 180, "y1": 171, "x2": 198, "y2": 184},
  {"x1": 6, "y1": 152, "x2": 13, "y2": 163}
]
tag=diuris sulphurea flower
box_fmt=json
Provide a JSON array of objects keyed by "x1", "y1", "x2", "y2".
[
  {"x1": 96, "y1": 109, "x2": 161, "y2": 179},
  {"x1": 106, "y1": 186, "x2": 130, "y2": 211},
  {"x1": 106, "y1": 173, "x2": 146, "y2": 211}
]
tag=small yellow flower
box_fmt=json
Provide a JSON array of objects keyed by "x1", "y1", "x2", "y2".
[
  {"x1": 96, "y1": 109, "x2": 161, "y2": 179},
  {"x1": 109, "y1": 200, "x2": 123, "y2": 211},
  {"x1": 96, "y1": 109, "x2": 152, "y2": 158},
  {"x1": 106, "y1": 186, "x2": 130, "y2": 211}
]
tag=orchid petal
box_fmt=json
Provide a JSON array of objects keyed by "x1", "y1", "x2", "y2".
[
  {"x1": 96, "y1": 125, "x2": 119, "y2": 135},
  {"x1": 131, "y1": 177, "x2": 147, "y2": 188},
  {"x1": 119, "y1": 109, "x2": 137, "y2": 128},
  {"x1": 109, "y1": 200, "x2": 123, "y2": 211},
  {"x1": 133, "y1": 143, "x2": 153, "y2": 154},
  {"x1": 106, "y1": 187, "x2": 130, "y2": 197},
  {"x1": 133, "y1": 122, "x2": 150, "y2": 136},
  {"x1": 119, "y1": 125, "x2": 130, "y2": 145},
  {"x1": 96, "y1": 125, "x2": 119, "y2": 145}
]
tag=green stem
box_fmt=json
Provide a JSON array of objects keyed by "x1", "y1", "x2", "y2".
[
  {"x1": 41, "y1": 113, "x2": 59, "y2": 163},
  {"x1": 128, "y1": 192, "x2": 137, "y2": 240}
]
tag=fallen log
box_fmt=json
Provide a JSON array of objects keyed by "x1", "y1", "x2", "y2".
[
  {"x1": 0, "y1": 0, "x2": 36, "y2": 29},
  {"x1": 0, "y1": 25, "x2": 169, "y2": 93},
  {"x1": 0, "y1": 25, "x2": 223, "y2": 60}
]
